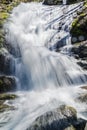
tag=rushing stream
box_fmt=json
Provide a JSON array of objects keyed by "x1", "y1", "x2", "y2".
[{"x1": 0, "y1": 1, "x2": 87, "y2": 130}]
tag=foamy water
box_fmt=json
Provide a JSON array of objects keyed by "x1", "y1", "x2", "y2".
[{"x1": 0, "y1": 1, "x2": 87, "y2": 130}]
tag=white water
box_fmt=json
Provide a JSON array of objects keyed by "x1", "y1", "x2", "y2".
[{"x1": 0, "y1": 1, "x2": 87, "y2": 130}]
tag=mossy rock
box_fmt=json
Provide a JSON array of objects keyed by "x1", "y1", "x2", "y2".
[
  {"x1": 71, "y1": 1, "x2": 87, "y2": 43},
  {"x1": 0, "y1": 93, "x2": 17, "y2": 112},
  {"x1": 0, "y1": 93, "x2": 17, "y2": 100},
  {"x1": 0, "y1": 12, "x2": 9, "y2": 19},
  {"x1": 0, "y1": 104, "x2": 10, "y2": 112}
]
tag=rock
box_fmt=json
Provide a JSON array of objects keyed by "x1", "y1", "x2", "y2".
[
  {"x1": 77, "y1": 61, "x2": 87, "y2": 70},
  {"x1": 43, "y1": 0, "x2": 62, "y2": 5},
  {"x1": 71, "y1": 2, "x2": 87, "y2": 43},
  {"x1": 0, "y1": 104, "x2": 14, "y2": 112},
  {"x1": 27, "y1": 105, "x2": 86, "y2": 130},
  {"x1": 43, "y1": 0, "x2": 85, "y2": 5},
  {"x1": 71, "y1": 43, "x2": 87, "y2": 68},
  {"x1": 0, "y1": 75, "x2": 16, "y2": 93},
  {"x1": 0, "y1": 48, "x2": 15, "y2": 74},
  {"x1": 67, "y1": 0, "x2": 85, "y2": 5},
  {"x1": 0, "y1": 93, "x2": 17, "y2": 100},
  {"x1": 77, "y1": 93, "x2": 87, "y2": 103},
  {"x1": 78, "y1": 44, "x2": 87, "y2": 59},
  {"x1": 81, "y1": 86, "x2": 87, "y2": 90},
  {"x1": 0, "y1": 93, "x2": 17, "y2": 112}
]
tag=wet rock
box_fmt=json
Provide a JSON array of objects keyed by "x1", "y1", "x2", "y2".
[
  {"x1": 81, "y1": 86, "x2": 87, "y2": 90},
  {"x1": 0, "y1": 93, "x2": 17, "y2": 112},
  {"x1": 0, "y1": 75, "x2": 16, "y2": 93},
  {"x1": 27, "y1": 105, "x2": 86, "y2": 130},
  {"x1": 71, "y1": 43, "x2": 87, "y2": 59},
  {"x1": 78, "y1": 44, "x2": 87, "y2": 59},
  {"x1": 0, "y1": 104, "x2": 14, "y2": 112},
  {"x1": 71, "y1": 43, "x2": 87, "y2": 70},
  {"x1": 71, "y1": 2, "x2": 87, "y2": 43},
  {"x1": 77, "y1": 61, "x2": 87, "y2": 70},
  {"x1": 43, "y1": 0, "x2": 62, "y2": 5},
  {"x1": 77, "y1": 93, "x2": 87, "y2": 103},
  {"x1": 67, "y1": 0, "x2": 85, "y2": 5},
  {"x1": 0, "y1": 48, "x2": 15, "y2": 74},
  {"x1": 0, "y1": 93, "x2": 17, "y2": 100},
  {"x1": 43, "y1": 0, "x2": 85, "y2": 5}
]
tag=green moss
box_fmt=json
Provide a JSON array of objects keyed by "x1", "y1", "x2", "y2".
[
  {"x1": 6, "y1": 5, "x2": 13, "y2": 12},
  {"x1": 0, "y1": 12, "x2": 9, "y2": 19},
  {"x1": 84, "y1": 1, "x2": 87, "y2": 7},
  {"x1": 72, "y1": 19, "x2": 78, "y2": 27}
]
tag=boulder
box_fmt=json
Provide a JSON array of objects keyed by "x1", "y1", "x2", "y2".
[
  {"x1": 27, "y1": 105, "x2": 86, "y2": 130},
  {"x1": 0, "y1": 75, "x2": 16, "y2": 93}
]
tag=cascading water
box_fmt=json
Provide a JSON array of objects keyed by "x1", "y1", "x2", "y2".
[{"x1": 0, "y1": 1, "x2": 87, "y2": 130}]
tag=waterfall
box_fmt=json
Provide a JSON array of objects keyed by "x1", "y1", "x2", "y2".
[
  {"x1": 63, "y1": 0, "x2": 67, "y2": 4},
  {"x1": 5, "y1": 2, "x2": 86, "y2": 90},
  {"x1": 0, "y1": 2, "x2": 87, "y2": 130}
]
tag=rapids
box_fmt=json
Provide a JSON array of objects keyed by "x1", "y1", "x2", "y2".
[{"x1": 0, "y1": 1, "x2": 87, "y2": 130}]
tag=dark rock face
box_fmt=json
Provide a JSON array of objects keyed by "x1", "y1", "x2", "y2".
[
  {"x1": 0, "y1": 48, "x2": 15, "y2": 74},
  {"x1": 67, "y1": 0, "x2": 85, "y2": 4},
  {"x1": 71, "y1": 43, "x2": 87, "y2": 60},
  {"x1": 43, "y1": 0, "x2": 85, "y2": 5},
  {"x1": 0, "y1": 75, "x2": 16, "y2": 93},
  {"x1": 71, "y1": 43, "x2": 87, "y2": 70},
  {"x1": 43, "y1": 0, "x2": 62, "y2": 5},
  {"x1": 27, "y1": 105, "x2": 86, "y2": 130}
]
